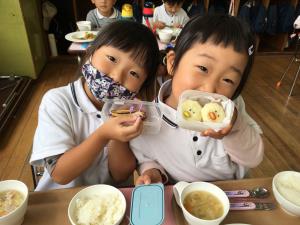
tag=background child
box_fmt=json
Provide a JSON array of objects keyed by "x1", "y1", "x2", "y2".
[
  {"x1": 131, "y1": 14, "x2": 264, "y2": 185},
  {"x1": 30, "y1": 21, "x2": 160, "y2": 191},
  {"x1": 153, "y1": 0, "x2": 189, "y2": 29},
  {"x1": 86, "y1": 0, "x2": 121, "y2": 29}
]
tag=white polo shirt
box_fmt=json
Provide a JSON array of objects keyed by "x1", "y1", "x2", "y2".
[
  {"x1": 30, "y1": 78, "x2": 113, "y2": 191},
  {"x1": 153, "y1": 4, "x2": 189, "y2": 27},
  {"x1": 130, "y1": 80, "x2": 264, "y2": 183}
]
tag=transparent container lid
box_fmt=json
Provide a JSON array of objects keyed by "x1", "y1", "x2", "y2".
[
  {"x1": 101, "y1": 99, "x2": 162, "y2": 134},
  {"x1": 176, "y1": 90, "x2": 235, "y2": 132}
]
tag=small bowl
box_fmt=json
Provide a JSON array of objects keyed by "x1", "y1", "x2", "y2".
[
  {"x1": 68, "y1": 184, "x2": 126, "y2": 225},
  {"x1": 157, "y1": 28, "x2": 173, "y2": 43},
  {"x1": 0, "y1": 180, "x2": 29, "y2": 225},
  {"x1": 76, "y1": 21, "x2": 91, "y2": 31},
  {"x1": 273, "y1": 171, "x2": 300, "y2": 216}
]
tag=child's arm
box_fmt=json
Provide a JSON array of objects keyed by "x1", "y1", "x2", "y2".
[
  {"x1": 107, "y1": 141, "x2": 136, "y2": 183},
  {"x1": 222, "y1": 108, "x2": 264, "y2": 168},
  {"x1": 154, "y1": 21, "x2": 166, "y2": 29},
  {"x1": 130, "y1": 141, "x2": 168, "y2": 185},
  {"x1": 202, "y1": 96, "x2": 263, "y2": 168},
  {"x1": 51, "y1": 116, "x2": 143, "y2": 184},
  {"x1": 153, "y1": 7, "x2": 166, "y2": 29}
]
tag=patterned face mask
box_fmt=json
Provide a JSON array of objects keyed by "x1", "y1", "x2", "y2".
[{"x1": 82, "y1": 60, "x2": 137, "y2": 102}]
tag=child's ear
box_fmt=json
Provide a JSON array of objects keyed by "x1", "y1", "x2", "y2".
[{"x1": 166, "y1": 50, "x2": 175, "y2": 76}]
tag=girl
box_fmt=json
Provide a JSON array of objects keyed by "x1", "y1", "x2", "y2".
[
  {"x1": 30, "y1": 20, "x2": 160, "y2": 191},
  {"x1": 131, "y1": 14, "x2": 264, "y2": 185}
]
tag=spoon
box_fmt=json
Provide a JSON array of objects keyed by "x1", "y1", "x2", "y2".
[{"x1": 225, "y1": 187, "x2": 269, "y2": 198}]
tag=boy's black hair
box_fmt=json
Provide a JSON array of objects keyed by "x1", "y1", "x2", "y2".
[
  {"x1": 173, "y1": 14, "x2": 256, "y2": 99},
  {"x1": 83, "y1": 20, "x2": 160, "y2": 99},
  {"x1": 164, "y1": 0, "x2": 185, "y2": 5}
]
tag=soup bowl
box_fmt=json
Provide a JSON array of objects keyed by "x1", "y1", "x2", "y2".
[
  {"x1": 0, "y1": 180, "x2": 28, "y2": 225},
  {"x1": 272, "y1": 171, "x2": 300, "y2": 216},
  {"x1": 173, "y1": 181, "x2": 229, "y2": 225}
]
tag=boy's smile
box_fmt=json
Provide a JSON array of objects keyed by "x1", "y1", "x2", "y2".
[{"x1": 166, "y1": 41, "x2": 248, "y2": 109}]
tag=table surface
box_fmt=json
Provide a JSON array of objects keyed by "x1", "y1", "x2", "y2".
[
  {"x1": 23, "y1": 177, "x2": 300, "y2": 225},
  {"x1": 67, "y1": 38, "x2": 168, "y2": 55}
]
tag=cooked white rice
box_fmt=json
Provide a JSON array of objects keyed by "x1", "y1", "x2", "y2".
[
  {"x1": 75, "y1": 193, "x2": 123, "y2": 225},
  {"x1": 277, "y1": 173, "x2": 300, "y2": 206}
]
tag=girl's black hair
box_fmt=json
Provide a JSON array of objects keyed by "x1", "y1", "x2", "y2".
[
  {"x1": 173, "y1": 14, "x2": 256, "y2": 99},
  {"x1": 82, "y1": 20, "x2": 160, "y2": 100}
]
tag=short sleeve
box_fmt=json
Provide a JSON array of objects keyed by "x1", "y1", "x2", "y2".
[{"x1": 30, "y1": 89, "x2": 76, "y2": 165}]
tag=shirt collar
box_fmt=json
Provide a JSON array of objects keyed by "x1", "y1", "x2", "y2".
[
  {"x1": 96, "y1": 8, "x2": 117, "y2": 19},
  {"x1": 156, "y1": 79, "x2": 178, "y2": 128},
  {"x1": 70, "y1": 78, "x2": 100, "y2": 114}
]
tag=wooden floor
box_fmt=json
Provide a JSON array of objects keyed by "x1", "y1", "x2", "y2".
[{"x1": 0, "y1": 55, "x2": 299, "y2": 191}]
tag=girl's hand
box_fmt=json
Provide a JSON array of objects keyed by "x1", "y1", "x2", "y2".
[
  {"x1": 155, "y1": 21, "x2": 166, "y2": 29},
  {"x1": 135, "y1": 168, "x2": 162, "y2": 185},
  {"x1": 201, "y1": 107, "x2": 238, "y2": 139},
  {"x1": 101, "y1": 115, "x2": 144, "y2": 142}
]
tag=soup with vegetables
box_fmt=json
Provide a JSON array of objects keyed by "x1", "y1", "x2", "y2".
[
  {"x1": 183, "y1": 191, "x2": 223, "y2": 220},
  {"x1": 0, "y1": 190, "x2": 24, "y2": 217}
]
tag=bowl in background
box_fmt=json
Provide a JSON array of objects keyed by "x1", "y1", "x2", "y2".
[
  {"x1": 68, "y1": 184, "x2": 126, "y2": 225},
  {"x1": 272, "y1": 171, "x2": 300, "y2": 216},
  {"x1": 76, "y1": 21, "x2": 91, "y2": 31},
  {"x1": 0, "y1": 180, "x2": 29, "y2": 225},
  {"x1": 157, "y1": 28, "x2": 173, "y2": 43}
]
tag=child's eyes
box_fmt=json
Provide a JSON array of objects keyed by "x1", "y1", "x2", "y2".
[
  {"x1": 223, "y1": 78, "x2": 234, "y2": 85},
  {"x1": 106, "y1": 55, "x2": 117, "y2": 63},
  {"x1": 129, "y1": 71, "x2": 140, "y2": 79},
  {"x1": 198, "y1": 66, "x2": 208, "y2": 73}
]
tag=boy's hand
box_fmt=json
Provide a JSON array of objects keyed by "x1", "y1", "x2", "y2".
[
  {"x1": 201, "y1": 107, "x2": 238, "y2": 139},
  {"x1": 101, "y1": 115, "x2": 143, "y2": 142},
  {"x1": 135, "y1": 168, "x2": 162, "y2": 185},
  {"x1": 155, "y1": 21, "x2": 166, "y2": 29},
  {"x1": 173, "y1": 23, "x2": 182, "y2": 28}
]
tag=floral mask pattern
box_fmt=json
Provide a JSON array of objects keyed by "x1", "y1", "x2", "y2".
[{"x1": 82, "y1": 60, "x2": 137, "y2": 102}]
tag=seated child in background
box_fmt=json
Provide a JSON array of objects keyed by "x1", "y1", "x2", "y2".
[
  {"x1": 30, "y1": 21, "x2": 160, "y2": 191},
  {"x1": 130, "y1": 14, "x2": 264, "y2": 185},
  {"x1": 86, "y1": 0, "x2": 121, "y2": 29},
  {"x1": 153, "y1": 0, "x2": 189, "y2": 29}
]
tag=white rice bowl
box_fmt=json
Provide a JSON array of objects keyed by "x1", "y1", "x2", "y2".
[{"x1": 68, "y1": 184, "x2": 126, "y2": 225}]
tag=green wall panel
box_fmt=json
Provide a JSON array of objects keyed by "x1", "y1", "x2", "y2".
[{"x1": 0, "y1": 0, "x2": 47, "y2": 78}]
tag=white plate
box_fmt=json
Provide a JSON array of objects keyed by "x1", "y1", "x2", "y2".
[{"x1": 65, "y1": 31, "x2": 98, "y2": 43}]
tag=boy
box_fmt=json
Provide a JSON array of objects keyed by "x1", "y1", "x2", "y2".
[
  {"x1": 153, "y1": 0, "x2": 189, "y2": 29},
  {"x1": 86, "y1": 0, "x2": 121, "y2": 29}
]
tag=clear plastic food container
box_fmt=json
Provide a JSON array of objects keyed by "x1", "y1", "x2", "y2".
[
  {"x1": 101, "y1": 99, "x2": 162, "y2": 134},
  {"x1": 176, "y1": 90, "x2": 235, "y2": 132}
]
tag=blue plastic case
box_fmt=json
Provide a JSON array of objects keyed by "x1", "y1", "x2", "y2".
[{"x1": 130, "y1": 183, "x2": 165, "y2": 225}]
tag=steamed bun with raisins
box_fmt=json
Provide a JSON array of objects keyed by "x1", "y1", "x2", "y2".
[
  {"x1": 201, "y1": 102, "x2": 225, "y2": 123},
  {"x1": 181, "y1": 99, "x2": 202, "y2": 121}
]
